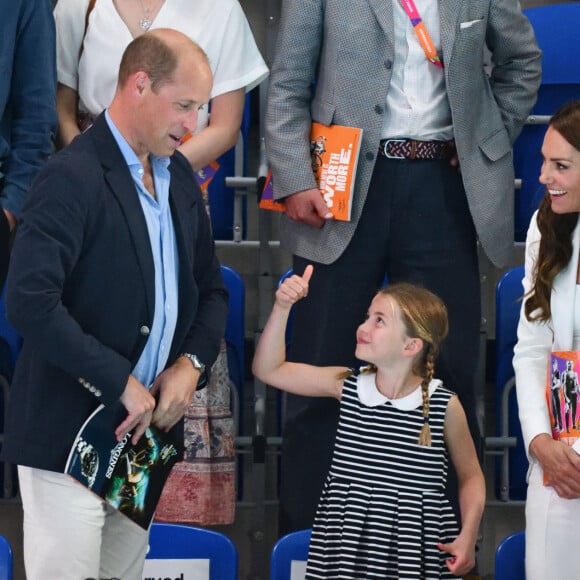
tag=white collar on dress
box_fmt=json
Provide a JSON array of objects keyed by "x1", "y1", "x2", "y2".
[{"x1": 357, "y1": 372, "x2": 442, "y2": 410}]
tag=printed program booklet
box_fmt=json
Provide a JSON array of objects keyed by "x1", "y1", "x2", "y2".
[
  {"x1": 194, "y1": 160, "x2": 220, "y2": 192},
  {"x1": 260, "y1": 122, "x2": 363, "y2": 221},
  {"x1": 65, "y1": 403, "x2": 181, "y2": 529},
  {"x1": 545, "y1": 351, "x2": 580, "y2": 483}
]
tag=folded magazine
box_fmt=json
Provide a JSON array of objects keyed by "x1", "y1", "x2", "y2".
[
  {"x1": 260, "y1": 122, "x2": 363, "y2": 221},
  {"x1": 65, "y1": 403, "x2": 181, "y2": 529}
]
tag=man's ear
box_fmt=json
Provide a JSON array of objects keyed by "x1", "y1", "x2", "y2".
[{"x1": 134, "y1": 71, "x2": 149, "y2": 95}]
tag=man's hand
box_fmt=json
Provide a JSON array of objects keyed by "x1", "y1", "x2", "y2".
[
  {"x1": 116, "y1": 375, "x2": 156, "y2": 445},
  {"x1": 149, "y1": 357, "x2": 200, "y2": 432},
  {"x1": 285, "y1": 188, "x2": 333, "y2": 227}
]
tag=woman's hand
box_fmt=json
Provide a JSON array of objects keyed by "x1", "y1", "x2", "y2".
[{"x1": 531, "y1": 433, "x2": 580, "y2": 498}]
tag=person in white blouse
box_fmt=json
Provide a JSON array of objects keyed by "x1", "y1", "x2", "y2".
[
  {"x1": 513, "y1": 99, "x2": 580, "y2": 579},
  {"x1": 54, "y1": 0, "x2": 268, "y2": 171}
]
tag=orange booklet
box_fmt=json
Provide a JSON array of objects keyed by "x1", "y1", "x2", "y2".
[
  {"x1": 544, "y1": 351, "x2": 580, "y2": 484},
  {"x1": 260, "y1": 122, "x2": 363, "y2": 221},
  {"x1": 194, "y1": 160, "x2": 220, "y2": 192},
  {"x1": 178, "y1": 132, "x2": 220, "y2": 192}
]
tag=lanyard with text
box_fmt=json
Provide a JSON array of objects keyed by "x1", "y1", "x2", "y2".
[{"x1": 399, "y1": 0, "x2": 444, "y2": 69}]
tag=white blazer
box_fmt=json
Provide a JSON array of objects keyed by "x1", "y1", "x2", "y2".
[{"x1": 513, "y1": 210, "x2": 580, "y2": 464}]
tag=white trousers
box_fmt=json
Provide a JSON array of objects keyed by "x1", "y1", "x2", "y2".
[
  {"x1": 18, "y1": 466, "x2": 149, "y2": 580},
  {"x1": 525, "y1": 461, "x2": 580, "y2": 579}
]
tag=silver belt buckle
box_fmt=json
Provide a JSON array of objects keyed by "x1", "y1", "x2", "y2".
[{"x1": 382, "y1": 138, "x2": 407, "y2": 159}]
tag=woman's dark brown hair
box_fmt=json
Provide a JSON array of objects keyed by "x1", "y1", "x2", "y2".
[{"x1": 524, "y1": 100, "x2": 580, "y2": 322}]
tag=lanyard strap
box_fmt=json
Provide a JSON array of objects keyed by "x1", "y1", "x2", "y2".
[{"x1": 399, "y1": 0, "x2": 443, "y2": 69}]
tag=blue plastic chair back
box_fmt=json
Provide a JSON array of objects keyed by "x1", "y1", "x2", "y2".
[
  {"x1": 495, "y1": 531, "x2": 525, "y2": 580},
  {"x1": 220, "y1": 265, "x2": 245, "y2": 498},
  {"x1": 146, "y1": 523, "x2": 238, "y2": 580},
  {"x1": 207, "y1": 93, "x2": 251, "y2": 240},
  {"x1": 0, "y1": 287, "x2": 21, "y2": 379},
  {"x1": 514, "y1": 3, "x2": 580, "y2": 240},
  {"x1": 495, "y1": 266, "x2": 528, "y2": 500},
  {"x1": 270, "y1": 529, "x2": 312, "y2": 580},
  {"x1": 221, "y1": 265, "x2": 246, "y2": 406},
  {"x1": 0, "y1": 535, "x2": 13, "y2": 580}
]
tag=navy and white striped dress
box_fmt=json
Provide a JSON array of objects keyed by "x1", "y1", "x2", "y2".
[{"x1": 305, "y1": 372, "x2": 459, "y2": 579}]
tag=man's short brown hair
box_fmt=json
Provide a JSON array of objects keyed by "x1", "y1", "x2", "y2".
[{"x1": 117, "y1": 33, "x2": 178, "y2": 93}]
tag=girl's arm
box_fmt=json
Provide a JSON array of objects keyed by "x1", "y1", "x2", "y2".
[
  {"x1": 252, "y1": 265, "x2": 345, "y2": 399},
  {"x1": 438, "y1": 395, "x2": 486, "y2": 577},
  {"x1": 178, "y1": 88, "x2": 245, "y2": 172},
  {"x1": 56, "y1": 83, "x2": 81, "y2": 148}
]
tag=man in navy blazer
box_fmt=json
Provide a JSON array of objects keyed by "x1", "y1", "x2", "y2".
[
  {"x1": 0, "y1": 0, "x2": 57, "y2": 289},
  {"x1": 2, "y1": 30, "x2": 228, "y2": 580}
]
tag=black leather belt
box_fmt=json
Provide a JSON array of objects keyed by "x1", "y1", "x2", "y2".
[{"x1": 379, "y1": 138, "x2": 456, "y2": 160}]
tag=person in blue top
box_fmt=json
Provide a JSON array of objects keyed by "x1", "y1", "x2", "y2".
[{"x1": 0, "y1": 0, "x2": 57, "y2": 289}]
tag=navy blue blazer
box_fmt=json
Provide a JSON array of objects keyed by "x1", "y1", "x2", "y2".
[{"x1": 2, "y1": 114, "x2": 228, "y2": 472}]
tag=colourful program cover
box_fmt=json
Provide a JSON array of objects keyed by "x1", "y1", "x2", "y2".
[
  {"x1": 195, "y1": 160, "x2": 220, "y2": 192},
  {"x1": 545, "y1": 351, "x2": 580, "y2": 484},
  {"x1": 259, "y1": 122, "x2": 363, "y2": 221},
  {"x1": 65, "y1": 403, "x2": 181, "y2": 529},
  {"x1": 180, "y1": 130, "x2": 220, "y2": 193}
]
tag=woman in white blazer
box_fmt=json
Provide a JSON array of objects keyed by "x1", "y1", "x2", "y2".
[{"x1": 513, "y1": 100, "x2": 580, "y2": 579}]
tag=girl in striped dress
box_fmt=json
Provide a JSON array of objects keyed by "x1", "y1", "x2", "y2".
[{"x1": 253, "y1": 266, "x2": 485, "y2": 579}]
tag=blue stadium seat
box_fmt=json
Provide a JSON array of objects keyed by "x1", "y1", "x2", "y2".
[
  {"x1": 270, "y1": 528, "x2": 311, "y2": 580},
  {"x1": 220, "y1": 265, "x2": 246, "y2": 499},
  {"x1": 514, "y1": 3, "x2": 580, "y2": 240},
  {"x1": 0, "y1": 287, "x2": 21, "y2": 380},
  {"x1": 494, "y1": 266, "x2": 527, "y2": 501},
  {"x1": 220, "y1": 264, "x2": 245, "y2": 431},
  {"x1": 0, "y1": 287, "x2": 21, "y2": 499},
  {"x1": 207, "y1": 93, "x2": 252, "y2": 240},
  {"x1": 145, "y1": 523, "x2": 238, "y2": 580},
  {"x1": 495, "y1": 531, "x2": 525, "y2": 580},
  {"x1": 0, "y1": 534, "x2": 13, "y2": 580}
]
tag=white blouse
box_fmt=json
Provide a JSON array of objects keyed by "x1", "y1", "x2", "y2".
[{"x1": 55, "y1": 0, "x2": 269, "y2": 131}]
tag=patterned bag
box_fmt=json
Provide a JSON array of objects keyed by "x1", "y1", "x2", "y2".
[{"x1": 154, "y1": 341, "x2": 236, "y2": 525}]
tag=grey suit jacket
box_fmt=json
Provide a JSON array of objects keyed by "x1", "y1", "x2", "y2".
[{"x1": 265, "y1": 0, "x2": 542, "y2": 268}]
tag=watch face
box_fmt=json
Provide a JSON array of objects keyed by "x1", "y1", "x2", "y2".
[
  {"x1": 180, "y1": 353, "x2": 205, "y2": 373},
  {"x1": 192, "y1": 355, "x2": 205, "y2": 372}
]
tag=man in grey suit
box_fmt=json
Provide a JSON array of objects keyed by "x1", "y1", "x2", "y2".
[{"x1": 265, "y1": 0, "x2": 541, "y2": 538}]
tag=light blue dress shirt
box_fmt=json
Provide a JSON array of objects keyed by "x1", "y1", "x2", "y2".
[{"x1": 105, "y1": 111, "x2": 179, "y2": 388}]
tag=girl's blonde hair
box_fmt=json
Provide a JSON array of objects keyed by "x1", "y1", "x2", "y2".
[{"x1": 342, "y1": 282, "x2": 449, "y2": 446}]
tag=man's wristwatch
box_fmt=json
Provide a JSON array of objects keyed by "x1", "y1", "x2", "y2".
[{"x1": 178, "y1": 353, "x2": 206, "y2": 375}]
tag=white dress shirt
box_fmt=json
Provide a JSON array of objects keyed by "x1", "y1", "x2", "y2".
[{"x1": 382, "y1": 0, "x2": 453, "y2": 141}]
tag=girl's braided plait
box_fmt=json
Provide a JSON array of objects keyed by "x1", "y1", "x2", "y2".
[{"x1": 417, "y1": 346, "x2": 436, "y2": 446}]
